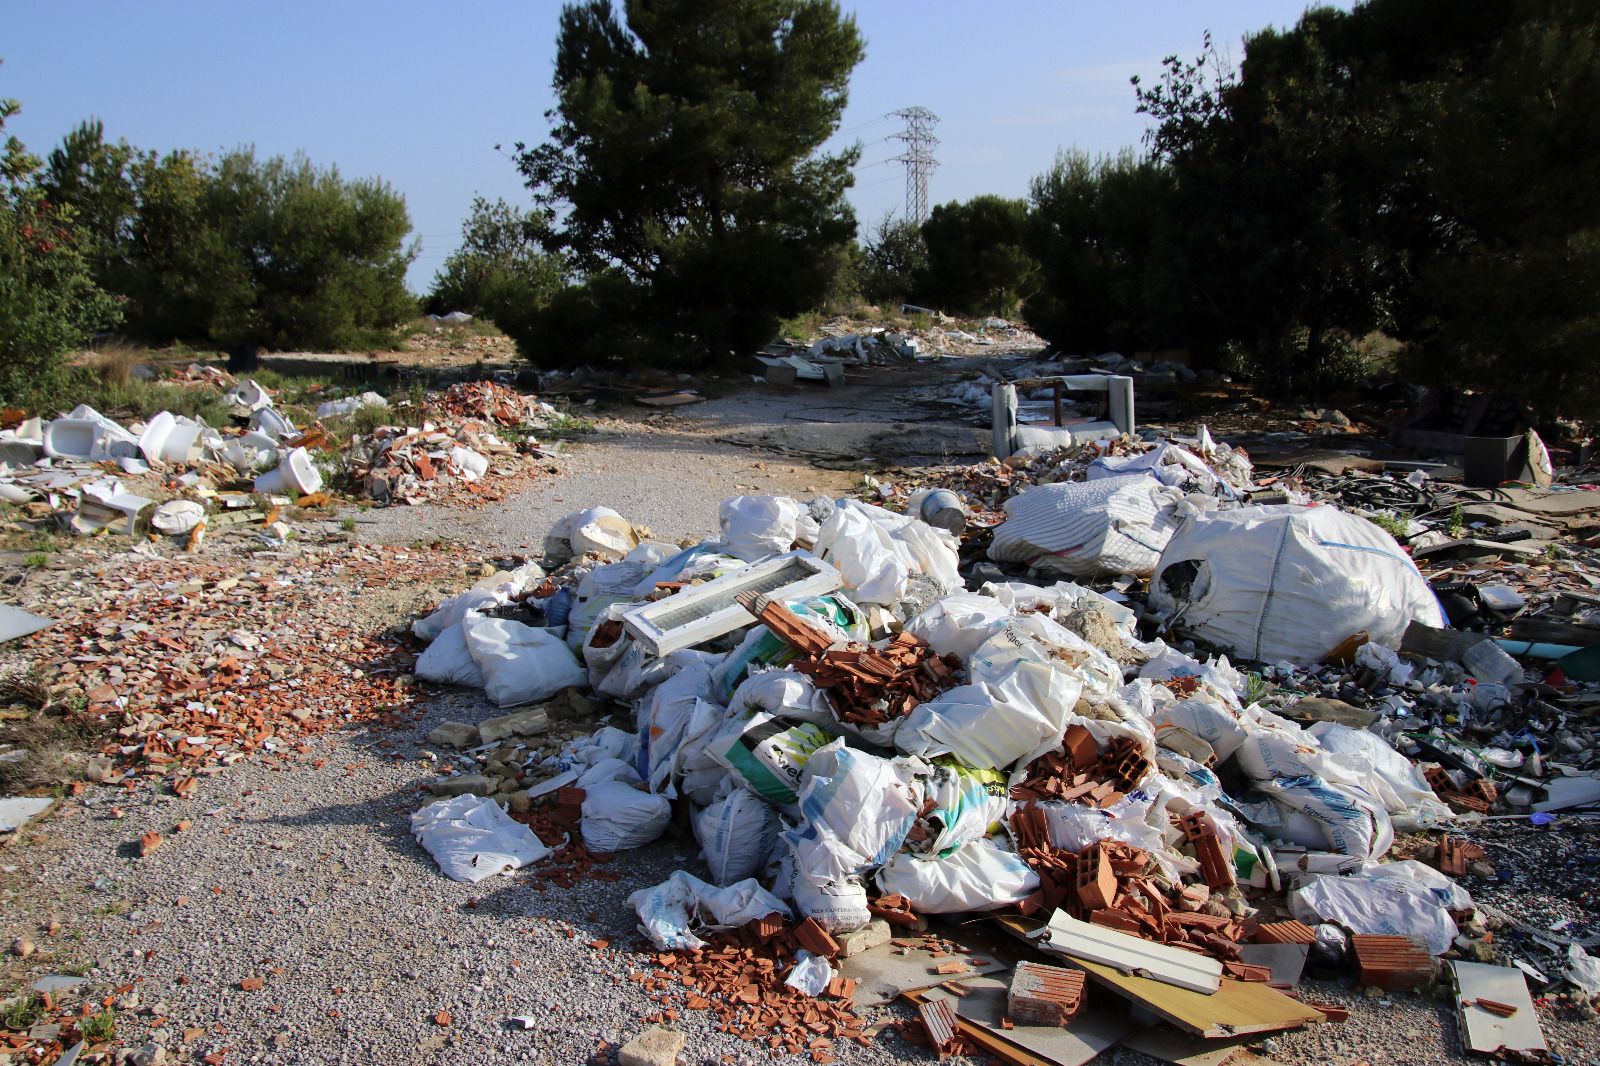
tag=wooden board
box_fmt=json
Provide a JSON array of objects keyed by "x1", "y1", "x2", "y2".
[
  {"x1": 1452, "y1": 960, "x2": 1547, "y2": 1058},
  {"x1": 1065, "y1": 956, "x2": 1325, "y2": 1038},
  {"x1": 842, "y1": 941, "x2": 1008, "y2": 1007}
]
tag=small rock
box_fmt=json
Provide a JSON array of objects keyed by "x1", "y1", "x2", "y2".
[
  {"x1": 11, "y1": 937, "x2": 35, "y2": 957},
  {"x1": 618, "y1": 1026, "x2": 686, "y2": 1066}
]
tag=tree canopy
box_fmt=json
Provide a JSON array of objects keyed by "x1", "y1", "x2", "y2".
[{"x1": 512, "y1": 0, "x2": 865, "y2": 366}]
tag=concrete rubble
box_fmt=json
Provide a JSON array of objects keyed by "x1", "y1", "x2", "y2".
[{"x1": 384, "y1": 414, "x2": 1600, "y2": 1063}]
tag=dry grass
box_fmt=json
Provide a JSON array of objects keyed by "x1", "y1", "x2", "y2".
[{"x1": 80, "y1": 341, "x2": 149, "y2": 388}]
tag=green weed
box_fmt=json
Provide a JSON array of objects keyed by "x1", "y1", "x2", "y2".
[
  {"x1": 23, "y1": 552, "x2": 49, "y2": 568},
  {"x1": 80, "y1": 1007, "x2": 115, "y2": 1041},
  {"x1": 0, "y1": 993, "x2": 44, "y2": 1031}
]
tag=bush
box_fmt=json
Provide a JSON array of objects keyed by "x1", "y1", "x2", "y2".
[
  {"x1": 859, "y1": 215, "x2": 926, "y2": 306},
  {"x1": 915, "y1": 195, "x2": 1037, "y2": 317}
]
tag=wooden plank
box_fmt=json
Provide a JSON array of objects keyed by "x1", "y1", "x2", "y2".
[
  {"x1": 903, "y1": 989, "x2": 1054, "y2": 1066},
  {"x1": 1064, "y1": 957, "x2": 1324, "y2": 1038},
  {"x1": 1508, "y1": 618, "x2": 1600, "y2": 648}
]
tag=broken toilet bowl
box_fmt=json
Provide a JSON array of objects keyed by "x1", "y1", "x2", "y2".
[
  {"x1": 249, "y1": 407, "x2": 296, "y2": 440},
  {"x1": 43, "y1": 417, "x2": 139, "y2": 461},
  {"x1": 224, "y1": 379, "x2": 273, "y2": 413},
  {"x1": 253, "y1": 446, "x2": 323, "y2": 496},
  {"x1": 137, "y1": 412, "x2": 207, "y2": 464}
]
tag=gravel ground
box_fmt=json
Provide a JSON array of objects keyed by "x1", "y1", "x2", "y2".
[{"x1": 4, "y1": 378, "x2": 1600, "y2": 1065}]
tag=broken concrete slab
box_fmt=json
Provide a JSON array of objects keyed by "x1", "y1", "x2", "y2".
[
  {"x1": 477, "y1": 707, "x2": 551, "y2": 744},
  {"x1": 427, "y1": 774, "x2": 497, "y2": 798},
  {"x1": 426, "y1": 722, "x2": 480, "y2": 749},
  {"x1": 0, "y1": 796, "x2": 53, "y2": 833},
  {"x1": 840, "y1": 939, "x2": 1007, "y2": 1007},
  {"x1": 835, "y1": 918, "x2": 891, "y2": 959},
  {"x1": 1236, "y1": 942, "x2": 1310, "y2": 989}
]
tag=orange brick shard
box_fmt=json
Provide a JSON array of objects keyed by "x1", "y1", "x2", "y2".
[
  {"x1": 1178, "y1": 810, "x2": 1236, "y2": 888},
  {"x1": 1253, "y1": 920, "x2": 1315, "y2": 945},
  {"x1": 1075, "y1": 844, "x2": 1118, "y2": 912}
]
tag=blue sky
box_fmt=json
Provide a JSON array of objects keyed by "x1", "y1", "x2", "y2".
[{"x1": 4, "y1": 1, "x2": 1340, "y2": 292}]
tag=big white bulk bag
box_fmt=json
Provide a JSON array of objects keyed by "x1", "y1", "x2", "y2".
[{"x1": 1148, "y1": 505, "x2": 1446, "y2": 663}]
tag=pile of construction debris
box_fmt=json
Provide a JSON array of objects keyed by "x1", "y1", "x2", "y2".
[
  {"x1": 0, "y1": 377, "x2": 565, "y2": 540},
  {"x1": 393, "y1": 417, "x2": 1600, "y2": 1062}
]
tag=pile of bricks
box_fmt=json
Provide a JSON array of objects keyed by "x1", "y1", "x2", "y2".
[
  {"x1": 1011, "y1": 823, "x2": 1247, "y2": 963},
  {"x1": 1007, "y1": 961, "x2": 1087, "y2": 1026},
  {"x1": 1010, "y1": 725, "x2": 1149, "y2": 807},
  {"x1": 1351, "y1": 934, "x2": 1435, "y2": 991},
  {"x1": 1423, "y1": 766, "x2": 1499, "y2": 814},
  {"x1": 634, "y1": 918, "x2": 867, "y2": 1062},
  {"x1": 743, "y1": 595, "x2": 962, "y2": 726}
]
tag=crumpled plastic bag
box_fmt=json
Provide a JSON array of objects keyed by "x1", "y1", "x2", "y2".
[
  {"x1": 1568, "y1": 943, "x2": 1600, "y2": 995},
  {"x1": 708, "y1": 711, "x2": 834, "y2": 808},
  {"x1": 410, "y1": 795, "x2": 550, "y2": 883},
  {"x1": 785, "y1": 950, "x2": 835, "y2": 997},
  {"x1": 913, "y1": 760, "x2": 1010, "y2": 856},
  {"x1": 772, "y1": 830, "x2": 874, "y2": 934},
  {"x1": 628, "y1": 871, "x2": 791, "y2": 950},
  {"x1": 543, "y1": 505, "x2": 639, "y2": 562},
  {"x1": 875, "y1": 835, "x2": 1039, "y2": 913}
]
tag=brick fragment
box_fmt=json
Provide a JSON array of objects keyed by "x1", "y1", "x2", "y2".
[{"x1": 1007, "y1": 961, "x2": 1086, "y2": 1027}]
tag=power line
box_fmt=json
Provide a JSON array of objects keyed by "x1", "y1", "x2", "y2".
[{"x1": 889, "y1": 107, "x2": 939, "y2": 225}]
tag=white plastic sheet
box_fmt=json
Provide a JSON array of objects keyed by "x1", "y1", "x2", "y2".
[
  {"x1": 1148, "y1": 505, "x2": 1447, "y2": 663},
  {"x1": 1289, "y1": 860, "x2": 1462, "y2": 955},
  {"x1": 813, "y1": 499, "x2": 958, "y2": 606},
  {"x1": 410, "y1": 795, "x2": 550, "y2": 883},
  {"x1": 902, "y1": 591, "x2": 1013, "y2": 661}
]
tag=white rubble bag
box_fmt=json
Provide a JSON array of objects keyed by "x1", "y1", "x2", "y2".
[
  {"x1": 1254, "y1": 775, "x2": 1394, "y2": 860},
  {"x1": 896, "y1": 677, "x2": 1077, "y2": 772},
  {"x1": 902, "y1": 590, "x2": 1013, "y2": 661},
  {"x1": 772, "y1": 830, "x2": 874, "y2": 933},
  {"x1": 708, "y1": 712, "x2": 834, "y2": 808},
  {"x1": 413, "y1": 559, "x2": 545, "y2": 641},
  {"x1": 694, "y1": 786, "x2": 782, "y2": 885},
  {"x1": 629, "y1": 871, "x2": 791, "y2": 951},
  {"x1": 581, "y1": 779, "x2": 672, "y2": 852},
  {"x1": 410, "y1": 795, "x2": 551, "y2": 883},
  {"x1": 1148, "y1": 505, "x2": 1447, "y2": 663},
  {"x1": 543, "y1": 505, "x2": 639, "y2": 562},
  {"x1": 988, "y1": 475, "x2": 1183, "y2": 578},
  {"x1": 719, "y1": 495, "x2": 803, "y2": 562},
  {"x1": 796, "y1": 739, "x2": 923, "y2": 868},
  {"x1": 875, "y1": 835, "x2": 1039, "y2": 913},
  {"x1": 413, "y1": 619, "x2": 486, "y2": 688},
  {"x1": 1290, "y1": 860, "x2": 1465, "y2": 955},
  {"x1": 636, "y1": 653, "x2": 722, "y2": 795},
  {"x1": 813, "y1": 498, "x2": 959, "y2": 605},
  {"x1": 463, "y1": 615, "x2": 587, "y2": 707},
  {"x1": 1306, "y1": 722, "x2": 1454, "y2": 829},
  {"x1": 914, "y1": 762, "x2": 1011, "y2": 856}
]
